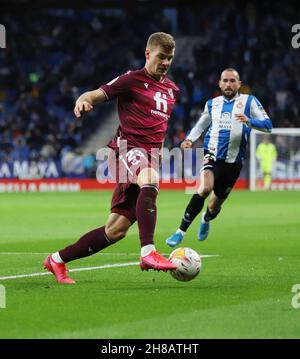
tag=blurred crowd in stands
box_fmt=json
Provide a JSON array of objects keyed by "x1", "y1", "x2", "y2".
[{"x1": 0, "y1": 1, "x2": 299, "y2": 177}]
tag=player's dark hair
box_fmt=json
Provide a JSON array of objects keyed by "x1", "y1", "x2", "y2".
[{"x1": 146, "y1": 32, "x2": 176, "y2": 51}]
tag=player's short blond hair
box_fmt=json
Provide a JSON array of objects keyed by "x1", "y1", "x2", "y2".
[{"x1": 146, "y1": 32, "x2": 176, "y2": 52}]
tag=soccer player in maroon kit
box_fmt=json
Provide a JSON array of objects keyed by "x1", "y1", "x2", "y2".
[{"x1": 44, "y1": 32, "x2": 179, "y2": 283}]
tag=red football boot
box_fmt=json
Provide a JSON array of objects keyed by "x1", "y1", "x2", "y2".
[
  {"x1": 43, "y1": 254, "x2": 75, "y2": 284},
  {"x1": 140, "y1": 250, "x2": 177, "y2": 271}
]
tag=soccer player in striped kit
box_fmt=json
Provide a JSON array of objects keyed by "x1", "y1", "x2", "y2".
[
  {"x1": 166, "y1": 68, "x2": 272, "y2": 247},
  {"x1": 44, "y1": 32, "x2": 179, "y2": 283}
]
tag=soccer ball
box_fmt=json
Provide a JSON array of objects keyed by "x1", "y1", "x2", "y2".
[{"x1": 168, "y1": 247, "x2": 202, "y2": 282}]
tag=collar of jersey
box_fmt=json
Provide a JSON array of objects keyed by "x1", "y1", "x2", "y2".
[
  {"x1": 143, "y1": 67, "x2": 166, "y2": 83},
  {"x1": 222, "y1": 93, "x2": 240, "y2": 103}
]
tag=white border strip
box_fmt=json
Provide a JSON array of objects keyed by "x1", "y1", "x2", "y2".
[{"x1": 267, "y1": 128, "x2": 300, "y2": 135}]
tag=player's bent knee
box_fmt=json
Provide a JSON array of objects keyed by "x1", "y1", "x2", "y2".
[
  {"x1": 198, "y1": 186, "x2": 213, "y2": 198},
  {"x1": 105, "y1": 225, "x2": 128, "y2": 242}
]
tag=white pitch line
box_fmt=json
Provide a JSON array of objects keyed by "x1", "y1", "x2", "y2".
[
  {"x1": 0, "y1": 254, "x2": 219, "y2": 281},
  {"x1": 0, "y1": 262, "x2": 140, "y2": 281}
]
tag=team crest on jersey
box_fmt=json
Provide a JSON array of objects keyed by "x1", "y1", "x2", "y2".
[
  {"x1": 221, "y1": 112, "x2": 231, "y2": 121},
  {"x1": 237, "y1": 102, "x2": 243, "y2": 109},
  {"x1": 144, "y1": 82, "x2": 148, "y2": 89},
  {"x1": 168, "y1": 88, "x2": 174, "y2": 99}
]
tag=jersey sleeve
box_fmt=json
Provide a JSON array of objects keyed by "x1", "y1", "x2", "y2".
[
  {"x1": 186, "y1": 101, "x2": 211, "y2": 142},
  {"x1": 99, "y1": 71, "x2": 132, "y2": 100},
  {"x1": 249, "y1": 96, "x2": 272, "y2": 133}
]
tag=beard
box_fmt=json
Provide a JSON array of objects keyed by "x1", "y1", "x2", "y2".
[{"x1": 221, "y1": 88, "x2": 238, "y2": 99}]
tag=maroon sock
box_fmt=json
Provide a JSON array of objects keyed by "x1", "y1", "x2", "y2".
[
  {"x1": 59, "y1": 226, "x2": 114, "y2": 263},
  {"x1": 136, "y1": 185, "x2": 158, "y2": 247}
]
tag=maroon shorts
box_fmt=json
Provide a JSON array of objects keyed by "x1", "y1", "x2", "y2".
[
  {"x1": 111, "y1": 183, "x2": 140, "y2": 223},
  {"x1": 109, "y1": 148, "x2": 159, "y2": 223},
  {"x1": 108, "y1": 147, "x2": 159, "y2": 184}
]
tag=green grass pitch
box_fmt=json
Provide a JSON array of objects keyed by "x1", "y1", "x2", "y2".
[{"x1": 0, "y1": 190, "x2": 300, "y2": 338}]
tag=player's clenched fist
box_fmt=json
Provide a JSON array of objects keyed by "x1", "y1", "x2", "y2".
[
  {"x1": 180, "y1": 140, "x2": 193, "y2": 149},
  {"x1": 235, "y1": 113, "x2": 249, "y2": 124},
  {"x1": 74, "y1": 101, "x2": 93, "y2": 118}
]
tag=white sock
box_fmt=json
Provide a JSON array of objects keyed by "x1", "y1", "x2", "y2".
[
  {"x1": 51, "y1": 252, "x2": 64, "y2": 263},
  {"x1": 176, "y1": 229, "x2": 186, "y2": 236},
  {"x1": 141, "y1": 244, "x2": 155, "y2": 257},
  {"x1": 202, "y1": 212, "x2": 209, "y2": 224}
]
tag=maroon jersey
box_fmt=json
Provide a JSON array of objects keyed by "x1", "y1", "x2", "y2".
[{"x1": 99, "y1": 68, "x2": 179, "y2": 153}]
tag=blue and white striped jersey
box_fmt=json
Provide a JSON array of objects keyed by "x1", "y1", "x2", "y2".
[{"x1": 186, "y1": 94, "x2": 272, "y2": 163}]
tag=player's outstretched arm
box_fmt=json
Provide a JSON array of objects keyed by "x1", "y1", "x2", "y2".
[
  {"x1": 184, "y1": 101, "x2": 211, "y2": 145},
  {"x1": 74, "y1": 89, "x2": 107, "y2": 118}
]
